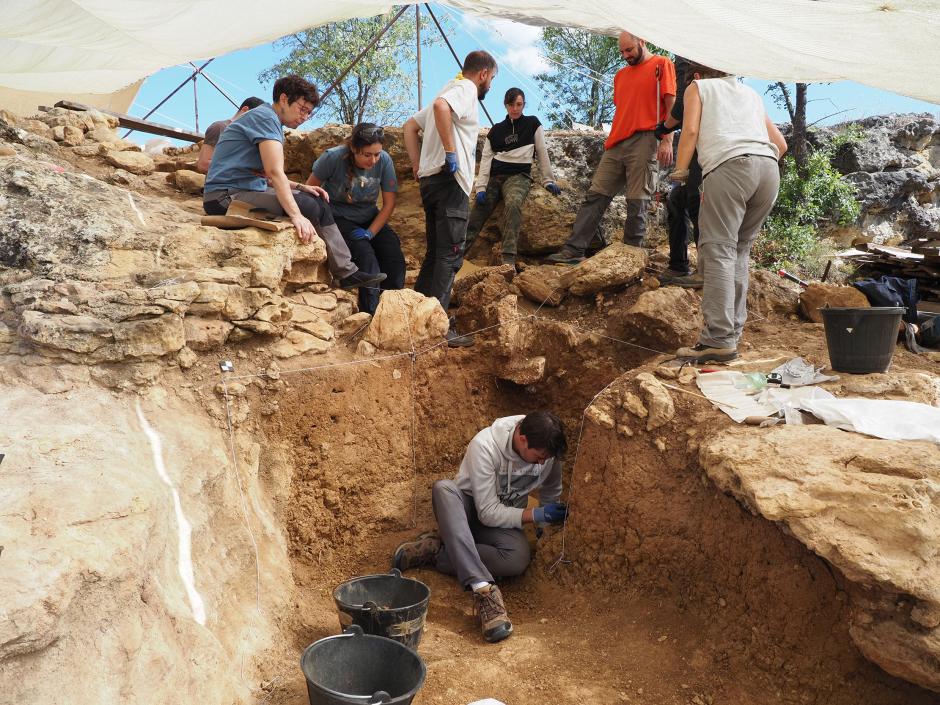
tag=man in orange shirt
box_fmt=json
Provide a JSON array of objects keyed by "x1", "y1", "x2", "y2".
[{"x1": 548, "y1": 31, "x2": 676, "y2": 264}]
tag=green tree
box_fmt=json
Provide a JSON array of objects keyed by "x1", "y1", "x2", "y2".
[
  {"x1": 260, "y1": 9, "x2": 440, "y2": 126},
  {"x1": 534, "y1": 28, "x2": 621, "y2": 129},
  {"x1": 767, "y1": 82, "x2": 809, "y2": 176},
  {"x1": 534, "y1": 30, "x2": 670, "y2": 129}
]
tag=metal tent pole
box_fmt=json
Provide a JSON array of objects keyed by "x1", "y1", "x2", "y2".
[
  {"x1": 318, "y1": 5, "x2": 411, "y2": 105},
  {"x1": 416, "y1": 4, "x2": 423, "y2": 110},
  {"x1": 423, "y1": 3, "x2": 494, "y2": 126},
  {"x1": 123, "y1": 58, "x2": 214, "y2": 138}
]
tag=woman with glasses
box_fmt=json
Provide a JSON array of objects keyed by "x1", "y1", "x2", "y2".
[{"x1": 305, "y1": 123, "x2": 405, "y2": 315}]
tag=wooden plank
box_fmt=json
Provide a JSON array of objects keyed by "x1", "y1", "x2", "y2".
[{"x1": 54, "y1": 100, "x2": 204, "y2": 143}]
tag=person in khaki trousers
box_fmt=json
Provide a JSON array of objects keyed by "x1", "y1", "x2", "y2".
[{"x1": 671, "y1": 62, "x2": 788, "y2": 364}]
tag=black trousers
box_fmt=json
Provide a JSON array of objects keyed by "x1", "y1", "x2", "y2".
[
  {"x1": 415, "y1": 172, "x2": 469, "y2": 311},
  {"x1": 667, "y1": 152, "x2": 702, "y2": 274},
  {"x1": 334, "y1": 216, "x2": 406, "y2": 315}
]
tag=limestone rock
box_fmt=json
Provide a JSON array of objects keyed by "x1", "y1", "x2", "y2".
[
  {"x1": 621, "y1": 391, "x2": 648, "y2": 419},
  {"x1": 103, "y1": 150, "x2": 155, "y2": 175},
  {"x1": 514, "y1": 265, "x2": 567, "y2": 307},
  {"x1": 0, "y1": 143, "x2": 16, "y2": 157},
  {"x1": 356, "y1": 339, "x2": 377, "y2": 357},
  {"x1": 798, "y1": 283, "x2": 870, "y2": 323},
  {"x1": 499, "y1": 355, "x2": 546, "y2": 385},
  {"x1": 173, "y1": 169, "x2": 206, "y2": 194},
  {"x1": 700, "y1": 424, "x2": 940, "y2": 692},
  {"x1": 747, "y1": 269, "x2": 800, "y2": 317},
  {"x1": 293, "y1": 317, "x2": 334, "y2": 341},
  {"x1": 453, "y1": 263, "x2": 515, "y2": 304},
  {"x1": 285, "y1": 240, "x2": 329, "y2": 285},
  {"x1": 561, "y1": 243, "x2": 648, "y2": 296},
  {"x1": 613, "y1": 287, "x2": 701, "y2": 350},
  {"x1": 338, "y1": 312, "x2": 372, "y2": 336},
  {"x1": 636, "y1": 372, "x2": 675, "y2": 430},
  {"x1": 111, "y1": 314, "x2": 186, "y2": 359},
  {"x1": 294, "y1": 292, "x2": 337, "y2": 311},
  {"x1": 84, "y1": 126, "x2": 120, "y2": 144},
  {"x1": 271, "y1": 330, "x2": 331, "y2": 358},
  {"x1": 18, "y1": 310, "x2": 112, "y2": 354},
  {"x1": 183, "y1": 318, "x2": 233, "y2": 351},
  {"x1": 364, "y1": 289, "x2": 448, "y2": 352}
]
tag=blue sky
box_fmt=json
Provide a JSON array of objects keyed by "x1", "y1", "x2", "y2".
[{"x1": 128, "y1": 5, "x2": 940, "y2": 144}]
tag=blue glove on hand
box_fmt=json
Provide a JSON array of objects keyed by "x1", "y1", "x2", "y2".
[
  {"x1": 545, "y1": 182, "x2": 562, "y2": 196},
  {"x1": 475, "y1": 191, "x2": 487, "y2": 206},
  {"x1": 444, "y1": 151, "x2": 459, "y2": 174},
  {"x1": 349, "y1": 227, "x2": 374, "y2": 241},
  {"x1": 533, "y1": 502, "x2": 568, "y2": 525}
]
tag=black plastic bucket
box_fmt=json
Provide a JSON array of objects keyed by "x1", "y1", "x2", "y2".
[
  {"x1": 300, "y1": 625, "x2": 426, "y2": 705},
  {"x1": 820, "y1": 306, "x2": 904, "y2": 373},
  {"x1": 333, "y1": 569, "x2": 430, "y2": 650}
]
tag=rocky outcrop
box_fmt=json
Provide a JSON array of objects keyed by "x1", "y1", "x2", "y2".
[
  {"x1": 820, "y1": 114, "x2": 940, "y2": 242},
  {"x1": 700, "y1": 424, "x2": 940, "y2": 692}
]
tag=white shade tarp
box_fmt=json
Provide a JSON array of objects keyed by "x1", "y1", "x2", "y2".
[{"x1": 2, "y1": 0, "x2": 939, "y2": 105}]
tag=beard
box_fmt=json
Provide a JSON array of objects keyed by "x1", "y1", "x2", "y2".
[
  {"x1": 625, "y1": 42, "x2": 644, "y2": 65},
  {"x1": 478, "y1": 84, "x2": 490, "y2": 99}
]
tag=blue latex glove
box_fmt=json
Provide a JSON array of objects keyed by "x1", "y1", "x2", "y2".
[
  {"x1": 444, "y1": 151, "x2": 459, "y2": 174},
  {"x1": 533, "y1": 502, "x2": 568, "y2": 525},
  {"x1": 475, "y1": 191, "x2": 486, "y2": 206},
  {"x1": 349, "y1": 227, "x2": 374, "y2": 241},
  {"x1": 545, "y1": 182, "x2": 562, "y2": 196}
]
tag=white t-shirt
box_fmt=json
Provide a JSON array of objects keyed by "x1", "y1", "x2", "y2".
[{"x1": 413, "y1": 77, "x2": 480, "y2": 195}]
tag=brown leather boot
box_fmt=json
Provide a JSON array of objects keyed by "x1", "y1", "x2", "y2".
[
  {"x1": 391, "y1": 531, "x2": 441, "y2": 571},
  {"x1": 473, "y1": 583, "x2": 513, "y2": 643}
]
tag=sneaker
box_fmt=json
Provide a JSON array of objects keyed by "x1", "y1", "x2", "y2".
[
  {"x1": 546, "y1": 246, "x2": 585, "y2": 265},
  {"x1": 391, "y1": 531, "x2": 441, "y2": 572},
  {"x1": 339, "y1": 270, "x2": 387, "y2": 290},
  {"x1": 446, "y1": 319, "x2": 474, "y2": 348},
  {"x1": 675, "y1": 343, "x2": 738, "y2": 363},
  {"x1": 661, "y1": 267, "x2": 692, "y2": 279},
  {"x1": 473, "y1": 584, "x2": 513, "y2": 643},
  {"x1": 665, "y1": 272, "x2": 703, "y2": 289}
]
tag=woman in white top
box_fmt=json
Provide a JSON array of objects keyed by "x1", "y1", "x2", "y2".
[{"x1": 671, "y1": 62, "x2": 788, "y2": 363}]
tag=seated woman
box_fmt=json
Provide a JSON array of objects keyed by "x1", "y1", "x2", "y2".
[
  {"x1": 306, "y1": 123, "x2": 406, "y2": 315},
  {"x1": 464, "y1": 88, "x2": 562, "y2": 267}
]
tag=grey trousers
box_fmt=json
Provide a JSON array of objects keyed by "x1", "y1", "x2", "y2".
[
  {"x1": 207, "y1": 188, "x2": 357, "y2": 279},
  {"x1": 432, "y1": 479, "x2": 531, "y2": 588},
  {"x1": 565, "y1": 131, "x2": 658, "y2": 252},
  {"x1": 697, "y1": 155, "x2": 780, "y2": 348}
]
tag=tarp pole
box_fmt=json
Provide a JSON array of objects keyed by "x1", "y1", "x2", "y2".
[
  {"x1": 123, "y1": 58, "x2": 214, "y2": 138},
  {"x1": 318, "y1": 5, "x2": 411, "y2": 105},
  {"x1": 193, "y1": 73, "x2": 199, "y2": 133},
  {"x1": 416, "y1": 5, "x2": 423, "y2": 110},
  {"x1": 424, "y1": 3, "x2": 494, "y2": 126},
  {"x1": 189, "y1": 62, "x2": 239, "y2": 109}
]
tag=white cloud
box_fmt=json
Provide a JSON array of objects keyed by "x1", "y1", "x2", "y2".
[{"x1": 503, "y1": 46, "x2": 552, "y2": 76}]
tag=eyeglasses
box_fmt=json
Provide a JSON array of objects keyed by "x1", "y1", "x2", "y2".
[
  {"x1": 358, "y1": 126, "x2": 384, "y2": 140},
  {"x1": 296, "y1": 102, "x2": 315, "y2": 117}
]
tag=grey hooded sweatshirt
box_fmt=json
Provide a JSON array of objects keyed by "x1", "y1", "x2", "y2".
[{"x1": 454, "y1": 415, "x2": 563, "y2": 529}]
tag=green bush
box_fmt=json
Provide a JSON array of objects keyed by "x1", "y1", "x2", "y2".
[{"x1": 752, "y1": 129, "x2": 862, "y2": 273}]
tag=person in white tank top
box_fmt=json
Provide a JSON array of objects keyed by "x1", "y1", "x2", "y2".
[{"x1": 670, "y1": 62, "x2": 788, "y2": 363}]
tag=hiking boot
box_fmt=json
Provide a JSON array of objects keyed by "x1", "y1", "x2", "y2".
[
  {"x1": 665, "y1": 272, "x2": 703, "y2": 289},
  {"x1": 339, "y1": 270, "x2": 387, "y2": 290},
  {"x1": 675, "y1": 343, "x2": 738, "y2": 363},
  {"x1": 546, "y1": 246, "x2": 585, "y2": 265},
  {"x1": 473, "y1": 583, "x2": 513, "y2": 643},
  {"x1": 391, "y1": 531, "x2": 441, "y2": 572},
  {"x1": 446, "y1": 317, "x2": 474, "y2": 348},
  {"x1": 660, "y1": 267, "x2": 692, "y2": 279}
]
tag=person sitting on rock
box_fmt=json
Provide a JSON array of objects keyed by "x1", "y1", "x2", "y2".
[
  {"x1": 203, "y1": 75, "x2": 386, "y2": 291},
  {"x1": 463, "y1": 88, "x2": 562, "y2": 268},
  {"x1": 671, "y1": 62, "x2": 787, "y2": 363},
  {"x1": 305, "y1": 123, "x2": 405, "y2": 315},
  {"x1": 195, "y1": 96, "x2": 265, "y2": 174},
  {"x1": 392, "y1": 411, "x2": 568, "y2": 643}
]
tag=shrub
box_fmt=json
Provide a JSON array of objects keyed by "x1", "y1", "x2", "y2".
[{"x1": 752, "y1": 128, "x2": 862, "y2": 273}]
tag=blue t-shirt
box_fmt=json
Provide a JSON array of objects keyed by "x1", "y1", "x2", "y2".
[
  {"x1": 204, "y1": 104, "x2": 283, "y2": 193},
  {"x1": 311, "y1": 145, "x2": 398, "y2": 223}
]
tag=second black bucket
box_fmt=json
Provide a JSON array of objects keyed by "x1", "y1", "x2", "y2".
[
  {"x1": 820, "y1": 306, "x2": 904, "y2": 373},
  {"x1": 301, "y1": 625, "x2": 426, "y2": 705},
  {"x1": 333, "y1": 568, "x2": 431, "y2": 650}
]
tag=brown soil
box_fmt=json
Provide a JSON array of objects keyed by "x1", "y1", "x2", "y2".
[{"x1": 234, "y1": 298, "x2": 939, "y2": 705}]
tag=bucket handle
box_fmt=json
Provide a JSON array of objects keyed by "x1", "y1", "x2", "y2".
[
  {"x1": 342, "y1": 624, "x2": 365, "y2": 637},
  {"x1": 370, "y1": 691, "x2": 392, "y2": 703},
  {"x1": 388, "y1": 568, "x2": 402, "y2": 578},
  {"x1": 363, "y1": 600, "x2": 383, "y2": 631}
]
